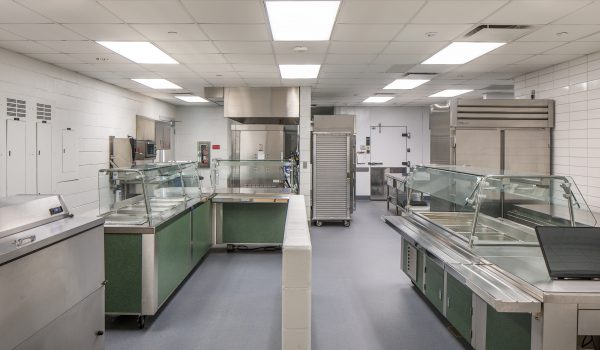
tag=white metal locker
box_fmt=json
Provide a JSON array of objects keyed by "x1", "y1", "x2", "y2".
[
  {"x1": 36, "y1": 123, "x2": 52, "y2": 194},
  {"x1": 6, "y1": 119, "x2": 27, "y2": 195}
]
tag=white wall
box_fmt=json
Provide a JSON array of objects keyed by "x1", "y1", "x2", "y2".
[
  {"x1": 173, "y1": 105, "x2": 229, "y2": 184},
  {"x1": 335, "y1": 106, "x2": 430, "y2": 196},
  {"x1": 0, "y1": 47, "x2": 175, "y2": 214},
  {"x1": 514, "y1": 51, "x2": 600, "y2": 213}
]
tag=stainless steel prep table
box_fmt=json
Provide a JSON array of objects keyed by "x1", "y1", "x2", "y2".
[{"x1": 0, "y1": 195, "x2": 105, "y2": 350}]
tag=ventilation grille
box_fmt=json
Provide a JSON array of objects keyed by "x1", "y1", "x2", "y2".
[
  {"x1": 7, "y1": 98, "x2": 26, "y2": 118},
  {"x1": 36, "y1": 103, "x2": 52, "y2": 120}
]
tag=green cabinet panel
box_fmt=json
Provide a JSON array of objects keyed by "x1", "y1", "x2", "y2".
[
  {"x1": 424, "y1": 256, "x2": 444, "y2": 313},
  {"x1": 446, "y1": 273, "x2": 472, "y2": 341},
  {"x1": 192, "y1": 202, "x2": 212, "y2": 264},
  {"x1": 157, "y1": 212, "x2": 192, "y2": 305},
  {"x1": 486, "y1": 305, "x2": 531, "y2": 350},
  {"x1": 222, "y1": 203, "x2": 287, "y2": 244},
  {"x1": 105, "y1": 234, "x2": 142, "y2": 314},
  {"x1": 416, "y1": 249, "x2": 424, "y2": 291}
]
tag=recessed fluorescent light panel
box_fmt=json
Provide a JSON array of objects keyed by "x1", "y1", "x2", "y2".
[
  {"x1": 266, "y1": 1, "x2": 340, "y2": 41},
  {"x1": 422, "y1": 42, "x2": 505, "y2": 65},
  {"x1": 132, "y1": 79, "x2": 182, "y2": 90},
  {"x1": 174, "y1": 95, "x2": 209, "y2": 103},
  {"x1": 97, "y1": 41, "x2": 178, "y2": 64},
  {"x1": 279, "y1": 64, "x2": 321, "y2": 79},
  {"x1": 429, "y1": 89, "x2": 473, "y2": 98},
  {"x1": 363, "y1": 96, "x2": 394, "y2": 103},
  {"x1": 383, "y1": 79, "x2": 429, "y2": 90}
]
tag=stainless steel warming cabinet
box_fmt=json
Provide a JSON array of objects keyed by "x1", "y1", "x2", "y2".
[{"x1": 0, "y1": 195, "x2": 105, "y2": 350}]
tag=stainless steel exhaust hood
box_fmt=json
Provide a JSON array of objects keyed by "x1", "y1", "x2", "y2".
[{"x1": 224, "y1": 87, "x2": 300, "y2": 124}]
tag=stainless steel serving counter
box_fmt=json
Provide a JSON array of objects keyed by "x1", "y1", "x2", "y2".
[
  {"x1": 103, "y1": 194, "x2": 214, "y2": 234},
  {"x1": 386, "y1": 213, "x2": 600, "y2": 350}
]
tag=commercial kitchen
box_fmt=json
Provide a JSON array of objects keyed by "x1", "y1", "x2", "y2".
[{"x1": 2, "y1": 1, "x2": 600, "y2": 350}]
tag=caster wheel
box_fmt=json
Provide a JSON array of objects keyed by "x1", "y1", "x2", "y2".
[
  {"x1": 137, "y1": 316, "x2": 146, "y2": 329},
  {"x1": 343, "y1": 220, "x2": 351, "y2": 227},
  {"x1": 315, "y1": 221, "x2": 323, "y2": 227},
  {"x1": 226, "y1": 244, "x2": 234, "y2": 252}
]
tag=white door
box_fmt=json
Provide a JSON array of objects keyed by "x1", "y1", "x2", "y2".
[
  {"x1": 61, "y1": 129, "x2": 78, "y2": 175},
  {"x1": 369, "y1": 125, "x2": 408, "y2": 199},
  {"x1": 6, "y1": 119, "x2": 27, "y2": 196},
  {"x1": 454, "y1": 129, "x2": 501, "y2": 170},
  {"x1": 36, "y1": 123, "x2": 52, "y2": 194}
]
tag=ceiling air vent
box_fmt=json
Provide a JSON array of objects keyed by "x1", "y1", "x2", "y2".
[
  {"x1": 7, "y1": 98, "x2": 26, "y2": 118},
  {"x1": 464, "y1": 24, "x2": 533, "y2": 42},
  {"x1": 36, "y1": 103, "x2": 52, "y2": 121}
]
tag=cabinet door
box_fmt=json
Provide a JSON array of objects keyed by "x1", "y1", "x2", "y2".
[
  {"x1": 6, "y1": 119, "x2": 27, "y2": 195},
  {"x1": 454, "y1": 129, "x2": 501, "y2": 169},
  {"x1": 192, "y1": 202, "x2": 212, "y2": 264},
  {"x1": 157, "y1": 213, "x2": 191, "y2": 305},
  {"x1": 36, "y1": 123, "x2": 52, "y2": 194},
  {"x1": 424, "y1": 256, "x2": 444, "y2": 313},
  {"x1": 61, "y1": 129, "x2": 78, "y2": 175},
  {"x1": 504, "y1": 129, "x2": 550, "y2": 175},
  {"x1": 446, "y1": 273, "x2": 472, "y2": 341}
]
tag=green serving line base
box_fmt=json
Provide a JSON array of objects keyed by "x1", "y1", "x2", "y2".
[{"x1": 220, "y1": 202, "x2": 288, "y2": 245}]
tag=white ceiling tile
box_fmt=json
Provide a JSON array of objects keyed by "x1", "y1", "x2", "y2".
[
  {"x1": 188, "y1": 63, "x2": 235, "y2": 73},
  {"x1": 67, "y1": 52, "x2": 131, "y2": 64},
  {"x1": 131, "y1": 24, "x2": 208, "y2": 41},
  {"x1": 231, "y1": 64, "x2": 278, "y2": 73},
  {"x1": 182, "y1": 0, "x2": 265, "y2": 23},
  {"x1": 0, "y1": 28, "x2": 24, "y2": 40},
  {"x1": 0, "y1": 24, "x2": 83, "y2": 40},
  {"x1": 490, "y1": 41, "x2": 564, "y2": 55},
  {"x1": 394, "y1": 24, "x2": 471, "y2": 41},
  {"x1": 364, "y1": 64, "x2": 393, "y2": 73},
  {"x1": 0, "y1": 0, "x2": 51, "y2": 23},
  {"x1": 579, "y1": 31, "x2": 600, "y2": 41},
  {"x1": 243, "y1": 78, "x2": 282, "y2": 86},
  {"x1": 516, "y1": 54, "x2": 579, "y2": 66},
  {"x1": 383, "y1": 41, "x2": 447, "y2": 55},
  {"x1": 372, "y1": 54, "x2": 427, "y2": 65},
  {"x1": 156, "y1": 70, "x2": 200, "y2": 79},
  {"x1": 214, "y1": 41, "x2": 272, "y2": 54},
  {"x1": 80, "y1": 71, "x2": 122, "y2": 80},
  {"x1": 469, "y1": 54, "x2": 532, "y2": 65},
  {"x1": 114, "y1": 70, "x2": 161, "y2": 79},
  {"x1": 321, "y1": 64, "x2": 367, "y2": 73},
  {"x1": 27, "y1": 52, "x2": 83, "y2": 64},
  {"x1": 332, "y1": 24, "x2": 404, "y2": 41},
  {"x1": 328, "y1": 41, "x2": 388, "y2": 54},
  {"x1": 224, "y1": 54, "x2": 275, "y2": 64},
  {"x1": 170, "y1": 53, "x2": 227, "y2": 64},
  {"x1": 93, "y1": 63, "x2": 147, "y2": 72},
  {"x1": 337, "y1": 1, "x2": 424, "y2": 23},
  {"x1": 411, "y1": 1, "x2": 507, "y2": 24},
  {"x1": 325, "y1": 54, "x2": 376, "y2": 64},
  {"x1": 483, "y1": 1, "x2": 590, "y2": 25},
  {"x1": 142, "y1": 64, "x2": 192, "y2": 73},
  {"x1": 238, "y1": 71, "x2": 280, "y2": 78},
  {"x1": 272, "y1": 41, "x2": 329, "y2": 54},
  {"x1": 543, "y1": 42, "x2": 600, "y2": 55},
  {"x1": 64, "y1": 24, "x2": 146, "y2": 41},
  {"x1": 56, "y1": 63, "x2": 107, "y2": 72},
  {"x1": 98, "y1": 0, "x2": 193, "y2": 23},
  {"x1": 555, "y1": 2, "x2": 600, "y2": 24},
  {"x1": 204, "y1": 78, "x2": 246, "y2": 86},
  {"x1": 197, "y1": 71, "x2": 239, "y2": 79},
  {"x1": 15, "y1": 0, "x2": 122, "y2": 23},
  {"x1": 201, "y1": 24, "x2": 269, "y2": 41},
  {"x1": 0, "y1": 40, "x2": 56, "y2": 53},
  {"x1": 154, "y1": 41, "x2": 219, "y2": 54},
  {"x1": 517, "y1": 25, "x2": 600, "y2": 42},
  {"x1": 39, "y1": 40, "x2": 113, "y2": 53},
  {"x1": 276, "y1": 54, "x2": 325, "y2": 64}
]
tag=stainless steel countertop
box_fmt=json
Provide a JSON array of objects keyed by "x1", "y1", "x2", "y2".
[
  {"x1": 386, "y1": 213, "x2": 600, "y2": 310},
  {"x1": 212, "y1": 188, "x2": 292, "y2": 203},
  {"x1": 0, "y1": 215, "x2": 104, "y2": 265}
]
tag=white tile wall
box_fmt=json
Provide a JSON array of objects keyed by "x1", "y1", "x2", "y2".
[
  {"x1": 0, "y1": 47, "x2": 175, "y2": 214},
  {"x1": 515, "y1": 50, "x2": 600, "y2": 213}
]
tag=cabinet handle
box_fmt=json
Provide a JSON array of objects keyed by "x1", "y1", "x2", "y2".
[
  {"x1": 447, "y1": 296, "x2": 451, "y2": 309},
  {"x1": 38, "y1": 150, "x2": 41, "y2": 156},
  {"x1": 8, "y1": 150, "x2": 11, "y2": 156},
  {"x1": 438, "y1": 289, "x2": 442, "y2": 300}
]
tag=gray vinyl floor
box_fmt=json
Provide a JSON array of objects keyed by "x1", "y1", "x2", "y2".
[{"x1": 106, "y1": 200, "x2": 468, "y2": 350}]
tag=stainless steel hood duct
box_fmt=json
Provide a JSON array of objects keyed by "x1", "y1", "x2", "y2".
[{"x1": 223, "y1": 87, "x2": 300, "y2": 125}]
